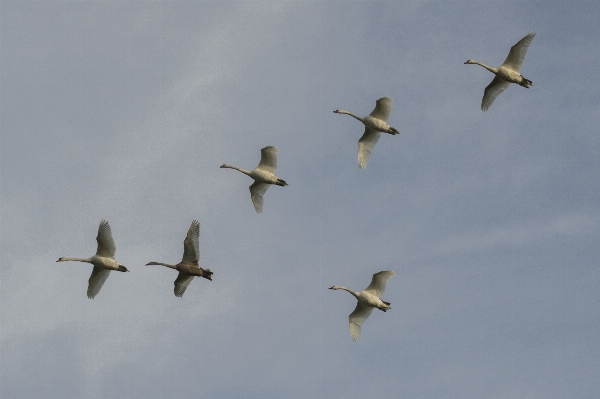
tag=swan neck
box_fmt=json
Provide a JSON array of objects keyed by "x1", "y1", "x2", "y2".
[
  {"x1": 341, "y1": 111, "x2": 364, "y2": 123},
  {"x1": 222, "y1": 164, "x2": 252, "y2": 176},
  {"x1": 147, "y1": 262, "x2": 177, "y2": 270},
  {"x1": 59, "y1": 257, "x2": 92, "y2": 263},
  {"x1": 473, "y1": 61, "x2": 498, "y2": 74},
  {"x1": 339, "y1": 287, "x2": 359, "y2": 298}
]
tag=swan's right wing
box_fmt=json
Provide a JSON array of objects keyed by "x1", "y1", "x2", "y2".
[
  {"x1": 95, "y1": 219, "x2": 116, "y2": 258},
  {"x1": 358, "y1": 128, "x2": 382, "y2": 169},
  {"x1": 481, "y1": 76, "x2": 511, "y2": 112},
  {"x1": 249, "y1": 181, "x2": 271, "y2": 214},
  {"x1": 501, "y1": 31, "x2": 535, "y2": 71},
  {"x1": 369, "y1": 97, "x2": 393, "y2": 122},
  {"x1": 182, "y1": 220, "x2": 200, "y2": 264},
  {"x1": 364, "y1": 270, "x2": 395, "y2": 297},
  {"x1": 349, "y1": 302, "x2": 374, "y2": 341},
  {"x1": 88, "y1": 266, "x2": 111, "y2": 299},
  {"x1": 174, "y1": 272, "x2": 194, "y2": 297},
  {"x1": 256, "y1": 146, "x2": 278, "y2": 174}
]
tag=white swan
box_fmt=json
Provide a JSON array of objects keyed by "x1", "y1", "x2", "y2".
[
  {"x1": 56, "y1": 219, "x2": 129, "y2": 299},
  {"x1": 465, "y1": 32, "x2": 536, "y2": 111},
  {"x1": 329, "y1": 270, "x2": 395, "y2": 341},
  {"x1": 333, "y1": 97, "x2": 399, "y2": 169},
  {"x1": 145, "y1": 220, "x2": 213, "y2": 297},
  {"x1": 220, "y1": 146, "x2": 288, "y2": 214}
]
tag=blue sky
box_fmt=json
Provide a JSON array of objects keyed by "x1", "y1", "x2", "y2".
[{"x1": 1, "y1": 2, "x2": 599, "y2": 398}]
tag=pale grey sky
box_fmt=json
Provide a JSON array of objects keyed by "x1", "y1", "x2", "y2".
[{"x1": 2, "y1": 1, "x2": 599, "y2": 398}]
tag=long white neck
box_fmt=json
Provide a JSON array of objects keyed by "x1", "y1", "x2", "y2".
[
  {"x1": 335, "y1": 110, "x2": 364, "y2": 123},
  {"x1": 58, "y1": 257, "x2": 92, "y2": 263},
  {"x1": 221, "y1": 164, "x2": 252, "y2": 177},
  {"x1": 471, "y1": 61, "x2": 499, "y2": 74},
  {"x1": 146, "y1": 261, "x2": 177, "y2": 270},
  {"x1": 333, "y1": 286, "x2": 359, "y2": 299}
]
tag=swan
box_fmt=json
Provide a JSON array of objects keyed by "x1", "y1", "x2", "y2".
[
  {"x1": 145, "y1": 220, "x2": 213, "y2": 297},
  {"x1": 333, "y1": 97, "x2": 399, "y2": 169},
  {"x1": 465, "y1": 32, "x2": 536, "y2": 111},
  {"x1": 329, "y1": 270, "x2": 395, "y2": 341},
  {"x1": 220, "y1": 146, "x2": 288, "y2": 214},
  {"x1": 56, "y1": 219, "x2": 129, "y2": 299}
]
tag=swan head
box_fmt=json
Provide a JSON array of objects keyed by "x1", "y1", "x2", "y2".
[
  {"x1": 56, "y1": 257, "x2": 64, "y2": 262},
  {"x1": 329, "y1": 286, "x2": 342, "y2": 290},
  {"x1": 464, "y1": 60, "x2": 476, "y2": 64}
]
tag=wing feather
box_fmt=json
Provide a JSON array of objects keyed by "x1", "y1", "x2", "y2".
[
  {"x1": 349, "y1": 303, "x2": 374, "y2": 341},
  {"x1": 501, "y1": 32, "x2": 535, "y2": 72},
  {"x1": 95, "y1": 219, "x2": 116, "y2": 258},
  {"x1": 88, "y1": 267, "x2": 111, "y2": 299},
  {"x1": 174, "y1": 272, "x2": 194, "y2": 297},
  {"x1": 182, "y1": 220, "x2": 200, "y2": 264},
  {"x1": 481, "y1": 76, "x2": 511, "y2": 112},
  {"x1": 369, "y1": 97, "x2": 393, "y2": 121},
  {"x1": 364, "y1": 270, "x2": 395, "y2": 297},
  {"x1": 256, "y1": 146, "x2": 278, "y2": 174},
  {"x1": 358, "y1": 128, "x2": 382, "y2": 169},
  {"x1": 249, "y1": 181, "x2": 270, "y2": 214}
]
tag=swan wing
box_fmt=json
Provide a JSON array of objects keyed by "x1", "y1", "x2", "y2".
[
  {"x1": 349, "y1": 302, "x2": 374, "y2": 341},
  {"x1": 182, "y1": 220, "x2": 200, "y2": 264},
  {"x1": 249, "y1": 181, "x2": 271, "y2": 214},
  {"x1": 369, "y1": 96, "x2": 393, "y2": 122},
  {"x1": 358, "y1": 128, "x2": 382, "y2": 169},
  {"x1": 174, "y1": 272, "x2": 194, "y2": 297},
  {"x1": 364, "y1": 270, "x2": 395, "y2": 297},
  {"x1": 481, "y1": 76, "x2": 511, "y2": 112},
  {"x1": 95, "y1": 219, "x2": 116, "y2": 258},
  {"x1": 501, "y1": 32, "x2": 535, "y2": 72},
  {"x1": 88, "y1": 266, "x2": 111, "y2": 299},
  {"x1": 256, "y1": 146, "x2": 278, "y2": 174}
]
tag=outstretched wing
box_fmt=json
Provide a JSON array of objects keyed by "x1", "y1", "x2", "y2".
[
  {"x1": 369, "y1": 97, "x2": 393, "y2": 122},
  {"x1": 481, "y1": 76, "x2": 511, "y2": 112},
  {"x1": 182, "y1": 220, "x2": 200, "y2": 264},
  {"x1": 358, "y1": 128, "x2": 382, "y2": 169},
  {"x1": 256, "y1": 146, "x2": 278, "y2": 174},
  {"x1": 174, "y1": 272, "x2": 194, "y2": 297},
  {"x1": 349, "y1": 302, "x2": 374, "y2": 341},
  {"x1": 364, "y1": 270, "x2": 395, "y2": 297},
  {"x1": 501, "y1": 31, "x2": 535, "y2": 72},
  {"x1": 88, "y1": 266, "x2": 111, "y2": 299},
  {"x1": 96, "y1": 219, "x2": 116, "y2": 258},
  {"x1": 249, "y1": 181, "x2": 271, "y2": 214}
]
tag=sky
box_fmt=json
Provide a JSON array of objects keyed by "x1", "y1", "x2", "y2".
[{"x1": 1, "y1": 1, "x2": 599, "y2": 398}]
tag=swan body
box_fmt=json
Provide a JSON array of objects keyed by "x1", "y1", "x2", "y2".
[
  {"x1": 220, "y1": 146, "x2": 287, "y2": 213},
  {"x1": 465, "y1": 32, "x2": 536, "y2": 111},
  {"x1": 56, "y1": 219, "x2": 128, "y2": 299},
  {"x1": 333, "y1": 97, "x2": 399, "y2": 169},
  {"x1": 329, "y1": 270, "x2": 395, "y2": 341},
  {"x1": 145, "y1": 220, "x2": 212, "y2": 297}
]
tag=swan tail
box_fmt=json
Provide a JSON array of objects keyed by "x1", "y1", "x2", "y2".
[
  {"x1": 276, "y1": 179, "x2": 288, "y2": 186},
  {"x1": 202, "y1": 269, "x2": 213, "y2": 281},
  {"x1": 382, "y1": 300, "x2": 391, "y2": 306},
  {"x1": 389, "y1": 127, "x2": 400, "y2": 135}
]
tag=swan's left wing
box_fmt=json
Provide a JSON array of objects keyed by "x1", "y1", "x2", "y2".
[
  {"x1": 501, "y1": 32, "x2": 535, "y2": 71},
  {"x1": 174, "y1": 272, "x2": 194, "y2": 297},
  {"x1": 358, "y1": 128, "x2": 382, "y2": 169},
  {"x1": 249, "y1": 181, "x2": 270, "y2": 214},
  {"x1": 182, "y1": 220, "x2": 200, "y2": 264},
  {"x1": 88, "y1": 266, "x2": 111, "y2": 299},
  {"x1": 369, "y1": 97, "x2": 393, "y2": 122},
  {"x1": 364, "y1": 270, "x2": 395, "y2": 297},
  {"x1": 481, "y1": 76, "x2": 511, "y2": 112},
  {"x1": 96, "y1": 219, "x2": 116, "y2": 258},
  {"x1": 349, "y1": 302, "x2": 374, "y2": 341},
  {"x1": 256, "y1": 146, "x2": 278, "y2": 174}
]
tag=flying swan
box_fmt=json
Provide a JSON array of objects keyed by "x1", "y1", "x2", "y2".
[
  {"x1": 220, "y1": 146, "x2": 288, "y2": 214},
  {"x1": 329, "y1": 270, "x2": 395, "y2": 341},
  {"x1": 465, "y1": 31, "x2": 536, "y2": 111},
  {"x1": 146, "y1": 220, "x2": 213, "y2": 297},
  {"x1": 56, "y1": 219, "x2": 129, "y2": 299},
  {"x1": 333, "y1": 97, "x2": 399, "y2": 169}
]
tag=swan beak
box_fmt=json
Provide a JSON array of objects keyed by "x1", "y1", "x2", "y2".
[
  {"x1": 328, "y1": 286, "x2": 334, "y2": 289},
  {"x1": 56, "y1": 258, "x2": 62, "y2": 262},
  {"x1": 333, "y1": 110, "x2": 340, "y2": 113},
  {"x1": 219, "y1": 164, "x2": 226, "y2": 168}
]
